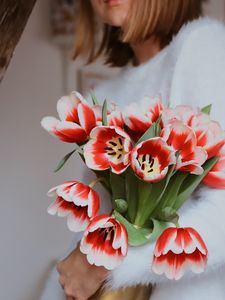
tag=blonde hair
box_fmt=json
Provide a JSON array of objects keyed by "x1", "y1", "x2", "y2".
[{"x1": 73, "y1": 0, "x2": 206, "y2": 67}]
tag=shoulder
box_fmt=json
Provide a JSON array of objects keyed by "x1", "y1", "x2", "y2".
[
  {"x1": 169, "y1": 17, "x2": 225, "y2": 61},
  {"x1": 168, "y1": 17, "x2": 225, "y2": 124}
]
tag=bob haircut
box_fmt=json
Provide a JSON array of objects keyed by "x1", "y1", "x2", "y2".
[{"x1": 73, "y1": 0, "x2": 206, "y2": 67}]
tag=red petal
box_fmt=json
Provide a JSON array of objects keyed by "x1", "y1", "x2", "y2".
[
  {"x1": 186, "y1": 228, "x2": 208, "y2": 255},
  {"x1": 203, "y1": 171, "x2": 225, "y2": 189},
  {"x1": 154, "y1": 228, "x2": 177, "y2": 256},
  {"x1": 57, "y1": 94, "x2": 80, "y2": 123},
  {"x1": 78, "y1": 103, "x2": 96, "y2": 135},
  {"x1": 87, "y1": 189, "x2": 100, "y2": 218},
  {"x1": 56, "y1": 122, "x2": 87, "y2": 143},
  {"x1": 110, "y1": 161, "x2": 129, "y2": 174},
  {"x1": 126, "y1": 115, "x2": 150, "y2": 132}
]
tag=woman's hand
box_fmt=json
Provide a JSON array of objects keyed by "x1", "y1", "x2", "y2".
[{"x1": 56, "y1": 244, "x2": 109, "y2": 300}]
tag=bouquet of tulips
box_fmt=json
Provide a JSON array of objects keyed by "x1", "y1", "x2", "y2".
[{"x1": 41, "y1": 91, "x2": 225, "y2": 280}]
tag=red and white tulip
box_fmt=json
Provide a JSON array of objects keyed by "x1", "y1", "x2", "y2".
[
  {"x1": 161, "y1": 121, "x2": 208, "y2": 175},
  {"x1": 80, "y1": 214, "x2": 128, "y2": 270},
  {"x1": 93, "y1": 102, "x2": 124, "y2": 128},
  {"x1": 41, "y1": 91, "x2": 96, "y2": 144},
  {"x1": 124, "y1": 96, "x2": 165, "y2": 140},
  {"x1": 47, "y1": 181, "x2": 100, "y2": 232},
  {"x1": 161, "y1": 105, "x2": 199, "y2": 127},
  {"x1": 203, "y1": 150, "x2": 225, "y2": 188},
  {"x1": 83, "y1": 126, "x2": 132, "y2": 174},
  {"x1": 152, "y1": 227, "x2": 208, "y2": 280},
  {"x1": 131, "y1": 138, "x2": 176, "y2": 182},
  {"x1": 190, "y1": 113, "x2": 225, "y2": 158}
]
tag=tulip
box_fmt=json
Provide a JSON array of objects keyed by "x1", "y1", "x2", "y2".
[
  {"x1": 80, "y1": 214, "x2": 128, "y2": 270},
  {"x1": 152, "y1": 227, "x2": 208, "y2": 280},
  {"x1": 162, "y1": 105, "x2": 199, "y2": 127},
  {"x1": 131, "y1": 137, "x2": 176, "y2": 182},
  {"x1": 84, "y1": 126, "x2": 132, "y2": 174},
  {"x1": 124, "y1": 96, "x2": 165, "y2": 140},
  {"x1": 41, "y1": 91, "x2": 96, "y2": 143},
  {"x1": 47, "y1": 181, "x2": 100, "y2": 232},
  {"x1": 203, "y1": 150, "x2": 225, "y2": 188},
  {"x1": 161, "y1": 120, "x2": 208, "y2": 175},
  {"x1": 190, "y1": 113, "x2": 225, "y2": 158},
  {"x1": 93, "y1": 102, "x2": 124, "y2": 128}
]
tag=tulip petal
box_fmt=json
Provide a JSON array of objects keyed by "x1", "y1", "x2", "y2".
[
  {"x1": 87, "y1": 189, "x2": 100, "y2": 218},
  {"x1": 186, "y1": 228, "x2": 208, "y2": 255},
  {"x1": 41, "y1": 116, "x2": 60, "y2": 135},
  {"x1": 188, "y1": 251, "x2": 207, "y2": 274},
  {"x1": 67, "y1": 208, "x2": 90, "y2": 232},
  {"x1": 47, "y1": 197, "x2": 64, "y2": 215},
  {"x1": 84, "y1": 140, "x2": 109, "y2": 170},
  {"x1": 203, "y1": 171, "x2": 225, "y2": 189},
  {"x1": 78, "y1": 102, "x2": 96, "y2": 135},
  {"x1": 80, "y1": 234, "x2": 124, "y2": 270},
  {"x1": 57, "y1": 94, "x2": 80, "y2": 122},
  {"x1": 56, "y1": 121, "x2": 87, "y2": 143},
  {"x1": 87, "y1": 214, "x2": 111, "y2": 232},
  {"x1": 69, "y1": 183, "x2": 90, "y2": 205},
  {"x1": 56, "y1": 181, "x2": 77, "y2": 202}
]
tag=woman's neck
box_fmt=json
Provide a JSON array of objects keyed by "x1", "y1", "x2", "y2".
[{"x1": 131, "y1": 37, "x2": 161, "y2": 66}]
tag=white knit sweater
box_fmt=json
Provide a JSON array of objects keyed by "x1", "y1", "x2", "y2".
[{"x1": 41, "y1": 17, "x2": 225, "y2": 300}]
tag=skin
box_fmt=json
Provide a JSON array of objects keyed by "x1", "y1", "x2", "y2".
[
  {"x1": 57, "y1": 244, "x2": 109, "y2": 300},
  {"x1": 57, "y1": 1, "x2": 161, "y2": 299}
]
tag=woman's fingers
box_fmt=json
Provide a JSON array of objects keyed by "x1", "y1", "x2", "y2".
[
  {"x1": 58, "y1": 276, "x2": 65, "y2": 289},
  {"x1": 66, "y1": 297, "x2": 74, "y2": 300}
]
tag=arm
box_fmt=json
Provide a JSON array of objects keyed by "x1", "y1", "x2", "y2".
[{"x1": 57, "y1": 245, "x2": 109, "y2": 300}]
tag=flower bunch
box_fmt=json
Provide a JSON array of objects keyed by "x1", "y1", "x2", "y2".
[{"x1": 42, "y1": 92, "x2": 225, "y2": 279}]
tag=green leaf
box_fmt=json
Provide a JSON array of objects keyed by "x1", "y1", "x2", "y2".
[
  {"x1": 136, "y1": 116, "x2": 162, "y2": 145},
  {"x1": 54, "y1": 148, "x2": 77, "y2": 172},
  {"x1": 113, "y1": 211, "x2": 152, "y2": 246},
  {"x1": 134, "y1": 165, "x2": 175, "y2": 226},
  {"x1": 153, "y1": 171, "x2": 188, "y2": 214},
  {"x1": 90, "y1": 92, "x2": 99, "y2": 105},
  {"x1": 201, "y1": 104, "x2": 212, "y2": 115},
  {"x1": 147, "y1": 219, "x2": 168, "y2": 242},
  {"x1": 125, "y1": 167, "x2": 139, "y2": 223},
  {"x1": 133, "y1": 179, "x2": 153, "y2": 226},
  {"x1": 136, "y1": 123, "x2": 156, "y2": 144},
  {"x1": 158, "y1": 207, "x2": 179, "y2": 225},
  {"x1": 102, "y1": 99, "x2": 108, "y2": 126},
  {"x1": 114, "y1": 199, "x2": 128, "y2": 214},
  {"x1": 155, "y1": 115, "x2": 162, "y2": 136},
  {"x1": 174, "y1": 156, "x2": 219, "y2": 210},
  {"x1": 114, "y1": 211, "x2": 168, "y2": 246}
]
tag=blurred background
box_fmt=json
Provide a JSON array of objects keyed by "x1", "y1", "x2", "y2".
[{"x1": 0, "y1": 1, "x2": 224, "y2": 299}]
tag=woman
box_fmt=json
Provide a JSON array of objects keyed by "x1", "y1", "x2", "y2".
[{"x1": 41, "y1": 1, "x2": 225, "y2": 299}]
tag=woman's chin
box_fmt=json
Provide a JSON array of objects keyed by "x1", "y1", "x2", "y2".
[{"x1": 102, "y1": 13, "x2": 127, "y2": 27}]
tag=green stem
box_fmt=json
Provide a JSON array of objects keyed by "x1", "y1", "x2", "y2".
[
  {"x1": 152, "y1": 172, "x2": 188, "y2": 217},
  {"x1": 89, "y1": 177, "x2": 104, "y2": 188},
  {"x1": 134, "y1": 180, "x2": 152, "y2": 226},
  {"x1": 125, "y1": 168, "x2": 139, "y2": 223}
]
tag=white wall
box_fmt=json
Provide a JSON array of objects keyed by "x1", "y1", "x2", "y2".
[
  {"x1": 0, "y1": 0, "x2": 224, "y2": 300},
  {"x1": 0, "y1": 1, "x2": 81, "y2": 300}
]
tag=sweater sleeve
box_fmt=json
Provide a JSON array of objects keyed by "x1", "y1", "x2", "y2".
[{"x1": 106, "y1": 20, "x2": 225, "y2": 289}]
